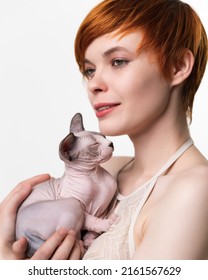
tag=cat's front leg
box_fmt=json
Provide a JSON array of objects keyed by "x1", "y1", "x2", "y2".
[{"x1": 83, "y1": 212, "x2": 117, "y2": 233}]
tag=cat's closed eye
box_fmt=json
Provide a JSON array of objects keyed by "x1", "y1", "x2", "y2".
[
  {"x1": 89, "y1": 143, "x2": 99, "y2": 155},
  {"x1": 90, "y1": 143, "x2": 99, "y2": 147}
]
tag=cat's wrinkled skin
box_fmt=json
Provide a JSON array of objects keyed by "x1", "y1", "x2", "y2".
[{"x1": 15, "y1": 113, "x2": 117, "y2": 257}]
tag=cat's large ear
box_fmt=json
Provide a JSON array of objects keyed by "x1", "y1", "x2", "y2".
[
  {"x1": 70, "y1": 113, "x2": 85, "y2": 133},
  {"x1": 59, "y1": 133, "x2": 77, "y2": 161}
]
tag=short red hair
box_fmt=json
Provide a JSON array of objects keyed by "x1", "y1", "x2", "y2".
[{"x1": 75, "y1": 0, "x2": 208, "y2": 120}]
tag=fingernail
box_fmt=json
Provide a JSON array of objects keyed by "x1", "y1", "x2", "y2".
[
  {"x1": 58, "y1": 228, "x2": 68, "y2": 235},
  {"x1": 68, "y1": 229, "x2": 76, "y2": 236}
]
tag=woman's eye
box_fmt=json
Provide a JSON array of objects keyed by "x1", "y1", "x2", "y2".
[
  {"x1": 83, "y1": 68, "x2": 95, "y2": 79},
  {"x1": 112, "y1": 59, "x2": 129, "y2": 67}
]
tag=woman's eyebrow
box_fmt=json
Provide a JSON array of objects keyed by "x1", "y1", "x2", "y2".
[
  {"x1": 103, "y1": 46, "x2": 129, "y2": 57},
  {"x1": 84, "y1": 58, "x2": 93, "y2": 64},
  {"x1": 84, "y1": 46, "x2": 130, "y2": 65}
]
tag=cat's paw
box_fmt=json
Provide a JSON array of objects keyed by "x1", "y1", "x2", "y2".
[
  {"x1": 97, "y1": 213, "x2": 118, "y2": 232},
  {"x1": 83, "y1": 232, "x2": 98, "y2": 249},
  {"x1": 108, "y1": 212, "x2": 118, "y2": 225}
]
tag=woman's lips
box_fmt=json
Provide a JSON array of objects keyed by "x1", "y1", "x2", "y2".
[{"x1": 94, "y1": 103, "x2": 120, "y2": 118}]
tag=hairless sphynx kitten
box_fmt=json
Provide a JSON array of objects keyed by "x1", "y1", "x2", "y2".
[{"x1": 16, "y1": 113, "x2": 117, "y2": 257}]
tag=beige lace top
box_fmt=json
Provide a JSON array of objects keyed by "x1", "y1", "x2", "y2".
[{"x1": 83, "y1": 139, "x2": 193, "y2": 260}]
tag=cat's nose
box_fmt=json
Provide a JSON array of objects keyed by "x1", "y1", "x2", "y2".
[{"x1": 109, "y1": 142, "x2": 114, "y2": 150}]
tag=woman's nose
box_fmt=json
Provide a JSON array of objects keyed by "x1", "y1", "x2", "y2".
[{"x1": 87, "y1": 71, "x2": 108, "y2": 94}]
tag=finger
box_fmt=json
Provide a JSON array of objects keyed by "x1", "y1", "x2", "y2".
[
  {"x1": 51, "y1": 230, "x2": 77, "y2": 260},
  {"x1": 69, "y1": 239, "x2": 85, "y2": 260},
  {"x1": 12, "y1": 237, "x2": 28, "y2": 259},
  {"x1": 19, "y1": 173, "x2": 51, "y2": 188},
  {"x1": 1, "y1": 174, "x2": 51, "y2": 214},
  {"x1": 79, "y1": 240, "x2": 85, "y2": 259},
  {"x1": 8, "y1": 173, "x2": 50, "y2": 199},
  {"x1": 30, "y1": 228, "x2": 68, "y2": 260},
  {"x1": 67, "y1": 240, "x2": 81, "y2": 260}
]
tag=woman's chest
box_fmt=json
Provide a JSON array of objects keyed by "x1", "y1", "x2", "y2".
[{"x1": 133, "y1": 174, "x2": 177, "y2": 246}]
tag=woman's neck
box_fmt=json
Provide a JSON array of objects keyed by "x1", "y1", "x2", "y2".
[{"x1": 129, "y1": 112, "x2": 190, "y2": 178}]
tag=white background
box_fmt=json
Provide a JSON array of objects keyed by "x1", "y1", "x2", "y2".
[{"x1": 0, "y1": 0, "x2": 207, "y2": 201}]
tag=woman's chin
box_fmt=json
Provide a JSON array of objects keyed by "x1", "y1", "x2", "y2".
[{"x1": 99, "y1": 126, "x2": 125, "y2": 137}]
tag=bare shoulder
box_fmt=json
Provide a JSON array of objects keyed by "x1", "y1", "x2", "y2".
[
  {"x1": 101, "y1": 156, "x2": 133, "y2": 178},
  {"x1": 170, "y1": 164, "x2": 208, "y2": 202},
  {"x1": 134, "y1": 164, "x2": 208, "y2": 259},
  {"x1": 157, "y1": 164, "x2": 208, "y2": 218}
]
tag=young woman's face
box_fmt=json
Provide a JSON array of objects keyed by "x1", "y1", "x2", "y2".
[{"x1": 84, "y1": 31, "x2": 172, "y2": 137}]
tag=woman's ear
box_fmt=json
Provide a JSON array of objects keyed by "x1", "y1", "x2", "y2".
[{"x1": 171, "y1": 49, "x2": 195, "y2": 86}]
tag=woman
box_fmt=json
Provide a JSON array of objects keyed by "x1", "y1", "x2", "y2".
[{"x1": 0, "y1": 0, "x2": 208, "y2": 259}]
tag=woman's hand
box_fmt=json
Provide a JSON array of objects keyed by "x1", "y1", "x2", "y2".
[
  {"x1": 0, "y1": 174, "x2": 50, "y2": 259},
  {"x1": 29, "y1": 229, "x2": 84, "y2": 260},
  {"x1": 12, "y1": 228, "x2": 84, "y2": 260},
  {"x1": 11, "y1": 229, "x2": 84, "y2": 260}
]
